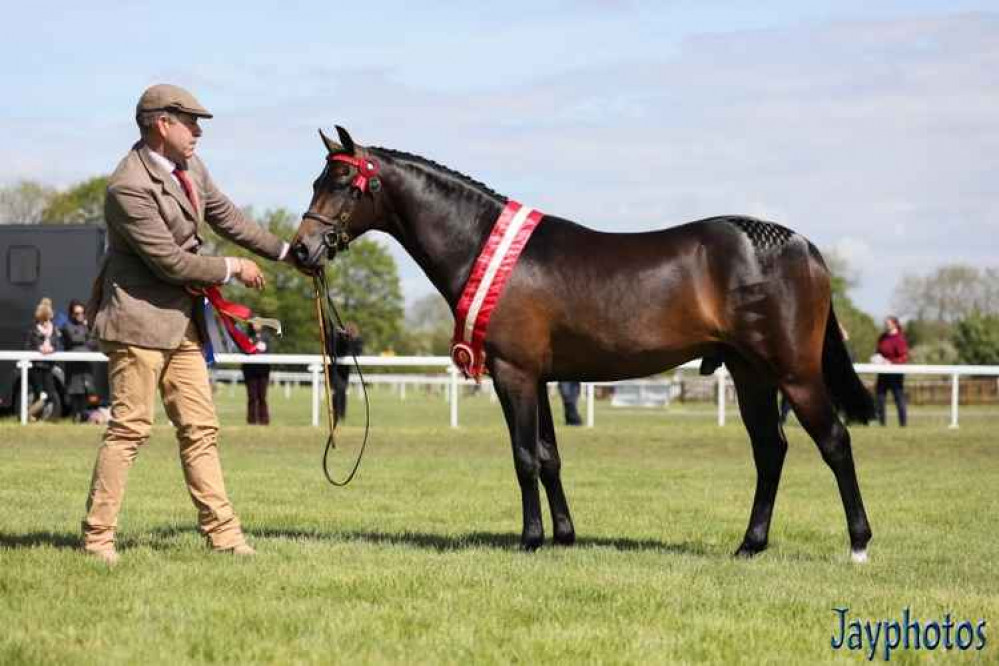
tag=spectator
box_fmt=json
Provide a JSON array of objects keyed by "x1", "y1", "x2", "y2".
[
  {"x1": 558, "y1": 381, "x2": 583, "y2": 426},
  {"x1": 331, "y1": 322, "x2": 363, "y2": 421},
  {"x1": 24, "y1": 297, "x2": 62, "y2": 419},
  {"x1": 873, "y1": 315, "x2": 908, "y2": 427},
  {"x1": 242, "y1": 322, "x2": 272, "y2": 425},
  {"x1": 61, "y1": 299, "x2": 98, "y2": 422}
]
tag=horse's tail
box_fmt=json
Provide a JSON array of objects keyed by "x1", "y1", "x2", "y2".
[{"x1": 822, "y1": 306, "x2": 876, "y2": 424}]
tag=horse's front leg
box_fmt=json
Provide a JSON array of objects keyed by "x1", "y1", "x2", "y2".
[
  {"x1": 538, "y1": 382, "x2": 575, "y2": 545},
  {"x1": 492, "y1": 360, "x2": 544, "y2": 551}
]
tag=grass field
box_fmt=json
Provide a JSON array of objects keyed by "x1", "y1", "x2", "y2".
[{"x1": 1, "y1": 387, "x2": 997, "y2": 665}]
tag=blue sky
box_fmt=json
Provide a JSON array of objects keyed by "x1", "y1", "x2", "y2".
[{"x1": 3, "y1": 1, "x2": 996, "y2": 316}]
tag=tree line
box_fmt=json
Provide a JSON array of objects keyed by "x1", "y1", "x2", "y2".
[
  {"x1": 2, "y1": 177, "x2": 996, "y2": 363},
  {"x1": 891, "y1": 266, "x2": 999, "y2": 365}
]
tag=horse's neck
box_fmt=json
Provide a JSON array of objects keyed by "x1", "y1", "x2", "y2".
[{"x1": 378, "y1": 157, "x2": 503, "y2": 307}]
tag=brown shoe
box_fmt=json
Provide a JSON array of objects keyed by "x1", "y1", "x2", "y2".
[
  {"x1": 85, "y1": 548, "x2": 120, "y2": 566},
  {"x1": 213, "y1": 542, "x2": 256, "y2": 557}
]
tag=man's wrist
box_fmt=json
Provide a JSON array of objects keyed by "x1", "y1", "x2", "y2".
[{"x1": 223, "y1": 257, "x2": 243, "y2": 283}]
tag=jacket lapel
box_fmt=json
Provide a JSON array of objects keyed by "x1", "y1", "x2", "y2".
[{"x1": 137, "y1": 145, "x2": 198, "y2": 222}]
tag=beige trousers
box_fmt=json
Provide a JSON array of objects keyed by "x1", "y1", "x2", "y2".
[{"x1": 82, "y1": 324, "x2": 245, "y2": 551}]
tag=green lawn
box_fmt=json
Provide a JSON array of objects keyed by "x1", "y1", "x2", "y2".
[{"x1": 1, "y1": 389, "x2": 996, "y2": 665}]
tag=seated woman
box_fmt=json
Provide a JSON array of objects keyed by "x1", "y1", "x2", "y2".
[
  {"x1": 61, "y1": 299, "x2": 98, "y2": 422},
  {"x1": 25, "y1": 297, "x2": 63, "y2": 419}
]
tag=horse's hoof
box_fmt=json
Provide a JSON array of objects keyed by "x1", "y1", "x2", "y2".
[
  {"x1": 553, "y1": 530, "x2": 576, "y2": 546},
  {"x1": 734, "y1": 541, "x2": 767, "y2": 558},
  {"x1": 850, "y1": 548, "x2": 869, "y2": 564}
]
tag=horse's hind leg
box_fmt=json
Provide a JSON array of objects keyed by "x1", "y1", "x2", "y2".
[
  {"x1": 784, "y1": 378, "x2": 872, "y2": 562},
  {"x1": 727, "y1": 357, "x2": 788, "y2": 557},
  {"x1": 538, "y1": 383, "x2": 575, "y2": 545},
  {"x1": 491, "y1": 360, "x2": 545, "y2": 551}
]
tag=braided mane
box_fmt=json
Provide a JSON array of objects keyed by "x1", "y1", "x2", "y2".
[{"x1": 370, "y1": 146, "x2": 507, "y2": 202}]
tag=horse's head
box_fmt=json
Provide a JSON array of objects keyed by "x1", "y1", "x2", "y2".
[{"x1": 292, "y1": 125, "x2": 384, "y2": 269}]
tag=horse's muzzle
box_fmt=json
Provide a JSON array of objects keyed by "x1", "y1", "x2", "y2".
[{"x1": 292, "y1": 239, "x2": 327, "y2": 270}]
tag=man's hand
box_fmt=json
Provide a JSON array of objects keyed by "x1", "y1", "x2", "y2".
[{"x1": 234, "y1": 257, "x2": 266, "y2": 290}]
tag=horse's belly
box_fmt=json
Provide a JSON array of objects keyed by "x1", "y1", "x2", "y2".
[{"x1": 548, "y1": 338, "x2": 713, "y2": 382}]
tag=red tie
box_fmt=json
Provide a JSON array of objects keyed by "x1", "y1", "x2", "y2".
[{"x1": 173, "y1": 167, "x2": 199, "y2": 211}]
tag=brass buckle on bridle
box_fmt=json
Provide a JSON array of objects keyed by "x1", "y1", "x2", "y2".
[{"x1": 322, "y1": 227, "x2": 351, "y2": 256}]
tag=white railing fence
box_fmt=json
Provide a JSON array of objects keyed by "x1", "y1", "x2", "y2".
[{"x1": 1, "y1": 351, "x2": 997, "y2": 428}]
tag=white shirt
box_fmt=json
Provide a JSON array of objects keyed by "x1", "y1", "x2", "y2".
[{"x1": 145, "y1": 148, "x2": 289, "y2": 283}]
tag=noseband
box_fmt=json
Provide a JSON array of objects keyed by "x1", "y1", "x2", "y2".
[
  {"x1": 301, "y1": 210, "x2": 353, "y2": 255},
  {"x1": 303, "y1": 152, "x2": 382, "y2": 256}
]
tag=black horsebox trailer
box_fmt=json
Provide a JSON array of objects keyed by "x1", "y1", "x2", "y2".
[{"x1": 0, "y1": 224, "x2": 109, "y2": 417}]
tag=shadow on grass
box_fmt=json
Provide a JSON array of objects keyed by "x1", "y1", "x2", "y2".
[
  {"x1": 0, "y1": 531, "x2": 80, "y2": 550},
  {"x1": 0, "y1": 529, "x2": 192, "y2": 552},
  {"x1": 244, "y1": 526, "x2": 713, "y2": 556},
  {"x1": 0, "y1": 527, "x2": 747, "y2": 560}
]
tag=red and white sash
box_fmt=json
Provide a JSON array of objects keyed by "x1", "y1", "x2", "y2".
[{"x1": 451, "y1": 200, "x2": 544, "y2": 379}]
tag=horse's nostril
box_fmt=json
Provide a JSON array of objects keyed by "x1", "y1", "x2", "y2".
[{"x1": 292, "y1": 242, "x2": 310, "y2": 262}]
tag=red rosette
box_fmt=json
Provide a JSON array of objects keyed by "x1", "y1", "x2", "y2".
[{"x1": 451, "y1": 342, "x2": 474, "y2": 377}]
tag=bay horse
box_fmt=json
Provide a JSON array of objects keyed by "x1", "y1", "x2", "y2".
[{"x1": 292, "y1": 126, "x2": 876, "y2": 562}]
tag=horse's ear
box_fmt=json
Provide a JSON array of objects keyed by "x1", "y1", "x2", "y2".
[
  {"x1": 335, "y1": 125, "x2": 356, "y2": 154},
  {"x1": 318, "y1": 128, "x2": 341, "y2": 154}
]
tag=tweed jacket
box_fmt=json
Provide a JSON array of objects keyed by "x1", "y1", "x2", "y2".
[{"x1": 88, "y1": 142, "x2": 285, "y2": 349}]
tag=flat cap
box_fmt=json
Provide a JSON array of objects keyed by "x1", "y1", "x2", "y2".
[{"x1": 136, "y1": 83, "x2": 213, "y2": 119}]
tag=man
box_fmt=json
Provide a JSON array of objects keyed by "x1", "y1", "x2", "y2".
[{"x1": 82, "y1": 83, "x2": 301, "y2": 564}]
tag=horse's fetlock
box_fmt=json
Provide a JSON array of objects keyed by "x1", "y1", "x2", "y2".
[
  {"x1": 851, "y1": 524, "x2": 872, "y2": 550},
  {"x1": 521, "y1": 525, "x2": 544, "y2": 551},
  {"x1": 553, "y1": 527, "x2": 576, "y2": 546}
]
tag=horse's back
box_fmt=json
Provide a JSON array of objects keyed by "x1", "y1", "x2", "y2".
[
  {"x1": 527, "y1": 213, "x2": 799, "y2": 261},
  {"x1": 523, "y1": 213, "x2": 809, "y2": 296}
]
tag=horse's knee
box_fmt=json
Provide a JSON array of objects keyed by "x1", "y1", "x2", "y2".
[
  {"x1": 538, "y1": 437, "x2": 559, "y2": 464},
  {"x1": 538, "y1": 453, "x2": 561, "y2": 485},
  {"x1": 513, "y1": 448, "x2": 540, "y2": 481}
]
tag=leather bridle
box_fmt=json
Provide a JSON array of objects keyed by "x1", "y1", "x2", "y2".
[{"x1": 302, "y1": 151, "x2": 382, "y2": 257}]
